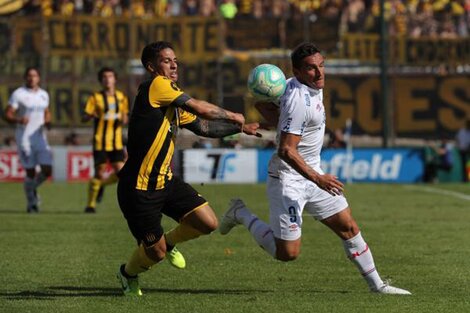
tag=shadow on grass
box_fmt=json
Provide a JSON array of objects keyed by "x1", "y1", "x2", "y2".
[
  {"x1": 0, "y1": 209, "x2": 85, "y2": 215},
  {"x1": 0, "y1": 286, "x2": 121, "y2": 300},
  {"x1": 1, "y1": 285, "x2": 350, "y2": 300}
]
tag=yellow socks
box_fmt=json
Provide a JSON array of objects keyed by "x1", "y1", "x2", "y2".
[
  {"x1": 86, "y1": 178, "x2": 101, "y2": 208},
  {"x1": 125, "y1": 244, "x2": 158, "y2": 276},
  {"x1": 165, "y1": 222, "x2": 205, "y2": 246}
]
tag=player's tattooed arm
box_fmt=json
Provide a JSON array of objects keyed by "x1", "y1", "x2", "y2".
[
  {"x1": 183, "y1": 98, "x2": 245, "y2": 126},
  {"x1": 183, "y1": 117, "x2": 261, "y2": 138}
]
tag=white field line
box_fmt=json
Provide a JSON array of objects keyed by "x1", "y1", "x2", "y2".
[{"x1": 404, "y1": 185, "x2": 470, "y2": 202}]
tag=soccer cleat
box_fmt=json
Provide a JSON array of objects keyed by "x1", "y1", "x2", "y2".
[
  {"x1": 84, "y1": 206, "x2": 96, "y2": 213},
  {"x1": 117, "y1": 264, "x2": 142, "y2": 296},
  {"x1": 27, "y1": 205, "x2": 39, "y2": 214},
  {"x1": 96, "y1": 186, "x2": 105, "y2": 203},
  {"x1": 219, "y1": 198, "x2": 245, "y2": 235},
  {"x1": 166, "y1": 247, "x2": 186, "y2": 269},
  {"x1": 372, "y1": 284, "x2": 411, "y2": 295}
]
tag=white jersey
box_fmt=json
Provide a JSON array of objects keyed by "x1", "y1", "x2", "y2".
[
  {"x1": 268, "y1": 77, "x2": 326, "y2": 179},
  {"x1": 9, "y1": 86, "x2": 50, "y2": 153}
]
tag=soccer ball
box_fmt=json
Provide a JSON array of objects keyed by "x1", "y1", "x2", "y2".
[{"x1": 247, "y1": 64, "x2": 287, "y2": 101}]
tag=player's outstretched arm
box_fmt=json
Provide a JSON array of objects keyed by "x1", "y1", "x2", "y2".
[
  {"x1": 184, "y1": 98, "x2": 245, "y2": 126},
  {"x1": 278, "y1": 131, "x2": 343, "y2": 196},
  {"x1": 182, "y1": 117, "x2": 261, "y2": 138}
]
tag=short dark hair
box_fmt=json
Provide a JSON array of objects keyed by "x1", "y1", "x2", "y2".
[
  {"x1": 97, "y1": 67, "x2": 116, "y2": 82},
  {"x1": 141, "y1": 41, "x2": 174, "y2": 68},
  {"x1": 291, "y1": 43, "x2": 321, "y2": 69},
  {"x1": 24, "y1": 67, "x2": 40, "y2": 78}
]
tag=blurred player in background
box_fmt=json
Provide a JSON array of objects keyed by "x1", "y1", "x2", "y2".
[
  {"x1": 82, "y1": 67, "x2": 129, "y2": 213},
  {"x1": 116, "y1": 41, "x2": 260, "y2": 296},
  {"x1": 4, "y1": 67, "x2": 52, "y2": 213},
  {"x1": 455, "y1": 120, "x2": 470, "y2": 182},
  {"x1": 220, "y1": 42, "x2": 411, "y2": 295}
]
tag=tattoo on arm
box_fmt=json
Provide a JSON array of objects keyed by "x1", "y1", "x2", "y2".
[
  {"x1": 181, "y1": 100, "x2": 230, "y2": 120},
  {"x1": 207, "y1": 107, "x2": 229, "y2": 120},
  {"x1": 183, "y1": 118, "x2": 240, "y2": 138}
]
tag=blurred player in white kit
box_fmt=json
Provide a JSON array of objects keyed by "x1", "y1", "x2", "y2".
[
  {"x1": 4, "y1": 67, "x2": 52, "y2": 213},
  {"x1": 220, "y1": 43, "x2": 411, "y2": 295}
]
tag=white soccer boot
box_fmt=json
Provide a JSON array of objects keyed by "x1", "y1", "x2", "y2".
[
  {"x1": 219, "y1": 198, "x2": 245, "y2": 235},
  {"x1": 372, "y1": 283, "x2": 411, "y2": 295}
]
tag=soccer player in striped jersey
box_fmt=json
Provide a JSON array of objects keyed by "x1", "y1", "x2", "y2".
[
  {"x1": 82, "y1": 67, "x2": 129, "y2": 213},
  {"x1": 116, "y1": 41, "x2": 261, "y2": 296},
  {"x1": 5, "y1": 67, "x2": 52, "y2": 213}
]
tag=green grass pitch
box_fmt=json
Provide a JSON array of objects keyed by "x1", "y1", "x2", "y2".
[{"x1": 0, "y1": 182, "x2": 469, "y2": 313}]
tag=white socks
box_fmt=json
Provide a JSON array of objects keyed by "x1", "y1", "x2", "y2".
[
  {"x1": 343, "y1": 232, "x2": 384, "y2": 290},
  {"x1": 236, "y1": 208, "x2": 277, "y2": 258}
]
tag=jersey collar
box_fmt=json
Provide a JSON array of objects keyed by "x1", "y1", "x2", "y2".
[{"x1": 292, "y1": 77, "x2": 320, "y2": 95}]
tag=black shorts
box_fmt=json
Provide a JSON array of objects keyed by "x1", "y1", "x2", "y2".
[
  {"x1": 93, "y1": 149, "x2": 125, "y2": 166},
  {"x1": 117, "y1": 176, "x2": 208, "y2": 247}
]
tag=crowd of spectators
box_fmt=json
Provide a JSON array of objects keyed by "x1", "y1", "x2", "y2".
[
  {"x1": 15, "y1": 0, "x2": 470, "y2": 37},
  {"x1": 340, "y1": 0, "x2": 469, "y2": 37}
]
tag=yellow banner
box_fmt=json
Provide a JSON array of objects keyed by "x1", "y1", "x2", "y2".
[
  {"x1": 340, "y1": 34, "x2": 470, "y2": 66},
  {"x1": 246, "y1": 75, "x2": 469, "y2": 137},
  {"x1": 46, "y1": 15, "x2": 220, "y2": 59}
]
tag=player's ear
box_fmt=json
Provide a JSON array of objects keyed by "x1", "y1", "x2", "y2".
[{"x1": 146, "y1": 62, "x2": 156, "y2": 73}]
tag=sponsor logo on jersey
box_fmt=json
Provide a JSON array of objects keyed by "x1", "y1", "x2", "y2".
[
  {"x1": 304, "y1": 94, "x2": 311, "y2": 106},
  {"x1": 300, "y1": 121, "x2": 306, "y2": 134},
  {"x1": 316, "y1": 102, "x2": 322, "y2": 111},
  {"x1": 289, "y1": 224, "x2": 298, "y2": 232},
  {"x1": 282, "y1": 117, "x2": 292, "y2": 132},
  {"x1": 170, "y1": 82, "x2": 180, "y2": 91}
]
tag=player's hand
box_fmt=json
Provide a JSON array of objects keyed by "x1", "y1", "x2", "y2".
[
  {"x1": 231, "y1": 112, "x2": 245, "y2": 126},
  {"x1": 316, "y1": 174, "x2": 344, "y2": 196},
  {"x1": 243, "y1": 123, "x2": 262, "y2": 137},
  {"x1": 18, "y1": 117, "x2": 29, "y2": 125}
]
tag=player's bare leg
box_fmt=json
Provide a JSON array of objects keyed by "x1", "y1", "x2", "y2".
[
  {"x1": 97, "y1": 161, "x2": 123, "y2": 203},
  {"x1": 164, "y1": 204, "x2": 218, "y2": 269},
  {"x1": 321, "y1": 208, "x2": 411, "y2": 295},
  {"x1": 274, "y1": 238, "x2": 301, "y2": 261}
]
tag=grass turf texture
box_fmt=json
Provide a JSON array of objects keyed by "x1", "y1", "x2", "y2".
[{"x1": 0, "y1": 182, "x2": 469, "y2": 313}]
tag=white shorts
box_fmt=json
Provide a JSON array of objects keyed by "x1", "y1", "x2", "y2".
[
  {"x1": 267, "y1": 175, "x2": 349, "y2": 241},
  {"x1": 18, "y1": 138, "x2": 52, "y2": 169}
]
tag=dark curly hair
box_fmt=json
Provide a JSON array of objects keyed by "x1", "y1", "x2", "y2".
[{"x1": 141, "y1": 41, "x2": 174, "y2": 68}]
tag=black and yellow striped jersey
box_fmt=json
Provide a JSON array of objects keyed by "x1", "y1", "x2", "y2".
[
  {"x1": 84, "y1": 90, "x2": 129, "y2": 151},
  {"x1": 120, "y1": 76, "x2": 196, "y2": 191}
]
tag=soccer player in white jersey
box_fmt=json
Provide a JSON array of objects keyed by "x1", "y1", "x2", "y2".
[
  {"x1": 220, "y1": 43, "x2": 411, "y2": 295},
  {"x1": 4, "y1": 67, "x2": 52, "y2": 213}
]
